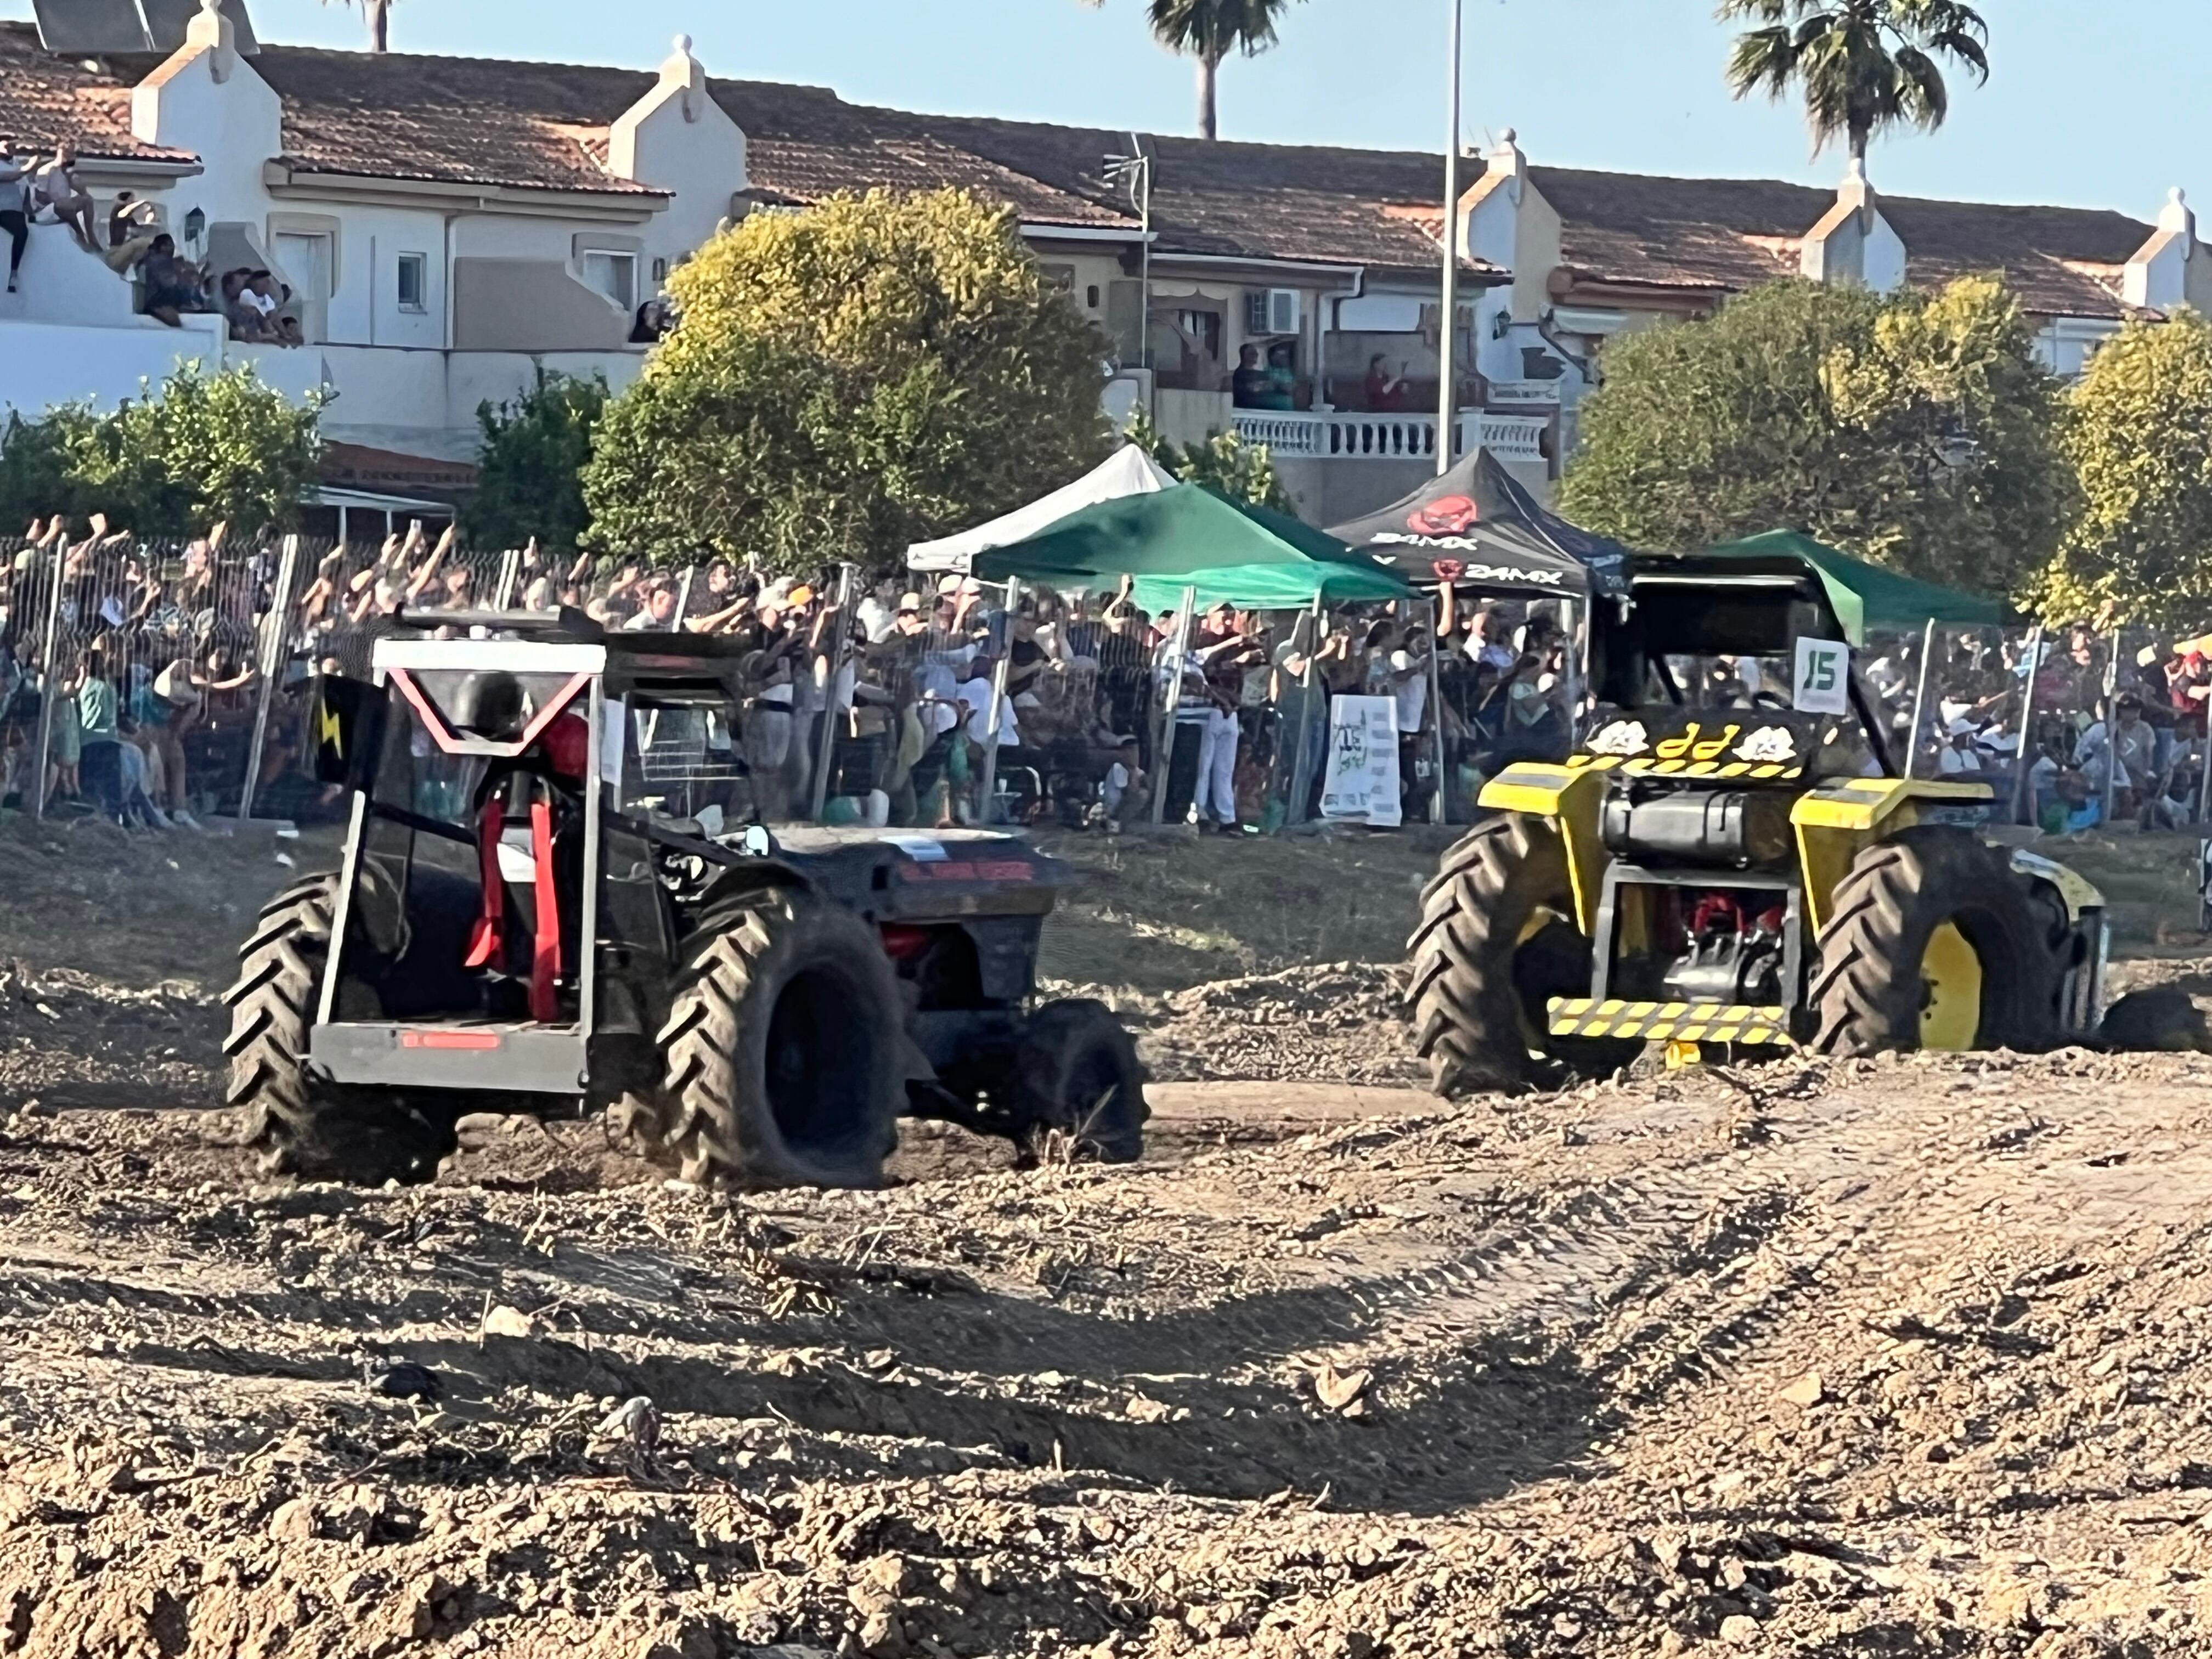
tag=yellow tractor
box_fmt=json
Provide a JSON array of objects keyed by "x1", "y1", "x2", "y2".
[{"x1": 1409, "y1": 539, "x2": 2125, "y2": 1094}]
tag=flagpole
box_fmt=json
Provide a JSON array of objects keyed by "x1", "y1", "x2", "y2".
[{"x1": 1436, "y1": 0, "x2": 1463, "y2": 478}]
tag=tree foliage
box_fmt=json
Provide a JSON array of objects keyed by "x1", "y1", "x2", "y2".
[
  {"x1": 2041, "y1": 309, "x2": 2212, "y2": 625},
  {"x1": 1097, "y1": 0, "x2": 1306, "y2": 140},
  {"x1": 462, "y1": 370, "x2": 607, "y2": 552},
  {"x1": 0, "y1": 363, "x2": 321, "y2": 537},
  {"x1": 583, "y1": 189, "x2": 1111, "y2": 573},
  {"x1": 1123, "y1": 410, "x2": 1294, "y2": 512},
  {"x1": 1559, "y1": 275, "x2": 2069, "y2": 595},
  {"x1": 1719, "y1": 0, "x2": 1989, "y2": 161}
]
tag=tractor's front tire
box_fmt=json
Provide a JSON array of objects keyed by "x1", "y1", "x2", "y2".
[
  {"x1": 1006, "y1": 998, "x2": 1149, "y2": 1163},
  {"x1": 1407, "y1": 814, "x2": 1640, "y2": 1097},
  {"x1": 655, "y1": 889, "x2": 905, "y2": 1189},
  {"x1": 221, "y1": 870, "x2": 458, "y2": 1184},
  {"x1": 1809, "y1": 827, "x2": 2058, "y2": 1057}
]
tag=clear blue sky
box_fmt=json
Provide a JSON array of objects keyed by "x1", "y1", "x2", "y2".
[{"x1": 6, "y1": 0, "x2": 2196, "y2": 217}]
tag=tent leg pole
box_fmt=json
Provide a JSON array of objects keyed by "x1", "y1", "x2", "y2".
[
  {"x1": 978, "y1": 577, "x2": 1018, "y2": 823},
  {"x1": 1153, "y1": 585, "x2": 1197, "y2": 827},
  {"x1": 2009, "y1": 623, "x2": 2042, "y2": 827},
  {"x1": 1903, "y1": 618, "x2": 1937, "y2": 781},
  {"x1": 1425, "y1": 612, "x2": 1447, "y2": 826}
]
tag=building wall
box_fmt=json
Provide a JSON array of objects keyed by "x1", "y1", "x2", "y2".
[{"x1": 0, "y1": 313, "x2": 227, "y2": 419}]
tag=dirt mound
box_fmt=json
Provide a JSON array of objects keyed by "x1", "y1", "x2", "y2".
[{"x1": 1136, "y1": 963, "x2": 1425, "y2": 1087}]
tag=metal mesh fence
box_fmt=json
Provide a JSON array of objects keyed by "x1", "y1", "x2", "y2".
[{"x1": 3, "y1": 518, "x2": 2204, "y2": 841}]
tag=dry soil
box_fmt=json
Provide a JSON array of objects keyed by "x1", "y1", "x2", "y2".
[{"x1": 3, "y1": 811, "x2": 2212, "y2": 1659}]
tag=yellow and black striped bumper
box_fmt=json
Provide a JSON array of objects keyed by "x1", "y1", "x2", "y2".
[{"x1": 1548, "y1": 998, "x2": 1792, "y2": 1046}]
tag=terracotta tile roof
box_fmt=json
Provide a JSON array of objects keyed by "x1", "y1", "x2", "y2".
[
  {"x1": 251, "y1": 45, "x2": 667, "y2": 196},
  {"x1": 1532, "y1": 162, "x2": 2153, "y2": 318},
  {"x1": 726, "y1": 83, "x2": 1492, "y2": 274},
  {"x1": 0, "y1": 22, "x2": 195, "y2": 162}
]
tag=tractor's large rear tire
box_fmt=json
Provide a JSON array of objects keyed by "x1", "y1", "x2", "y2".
[
  {"x1": 1809, "y1": 826, "x2": 2059, "y2": 1057},
  {"x1": 1006, "y1": 998, "x2": 1149, "y2": 1164},
  {"x1": 656, "y1": 889, "x2": 905, "y2": 1189},
  {"x1": 222, "y1": 870, "x2": 459, "y2": 1185},
  {"x1": 1407, "y1": 814, "x2": 1641, "y2": 1097}
]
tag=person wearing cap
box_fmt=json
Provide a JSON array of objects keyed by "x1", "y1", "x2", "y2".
[{"x1": 1937, "y1": 715, "x2": 1985, "y2": 776}]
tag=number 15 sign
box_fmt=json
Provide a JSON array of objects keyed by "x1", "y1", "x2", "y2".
[{"x1": 1793, "y1": 635, "x2": 1850, "y2": 715}]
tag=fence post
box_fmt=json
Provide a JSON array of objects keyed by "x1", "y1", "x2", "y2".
[
  {"x1": 1902, "y1": 618, "x2": 1937, "y2": 781},
  {"x1": 1152, "y1": 585, "x2": 1198, "y2": 826},
  {"x1": 28, "y1": 536, "x2": 67, "y2": 823},
  {"x1": 671, "y1": 563, "x2": 696, "y2": 631},
  {"x1": 238, "y1": 533, "x2": 302, "y2": 824},
  {"x1": 977, "y1": 575, "x2": 1020, "y2": 822},
  {"x1": 809, "y1": 564, "x2": 855, "y2": 822},
  {"x1": 2100, "y1": 625, "x2": 2122, "y2": 827},
  {"x1": 2008, "y1": 623, "x2": 2044, "y2": 827}
]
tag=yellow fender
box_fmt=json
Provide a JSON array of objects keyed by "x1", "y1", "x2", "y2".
[
  {"x1": 1789, "y1": 777, "x2": 1996, "y2": 933},
  {"x1": 1476, "y1": 764, "x2": 1610, "y2": 933}
]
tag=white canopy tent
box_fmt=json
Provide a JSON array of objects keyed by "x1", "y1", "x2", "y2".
[{"x1": 905, "y1": 444, "x2": 1177, "y2": 575}]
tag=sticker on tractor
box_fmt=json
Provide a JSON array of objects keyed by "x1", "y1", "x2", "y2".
[
  {"x1": 1793, "y1": 636, "x2": 1850, "y2": 716},
  {"x1": 1736, "y1": 725, "x2": 1798, "y2": 764},
  {"x1": 1585, "y1": 719, "x2": 1650, "y2": 757}
]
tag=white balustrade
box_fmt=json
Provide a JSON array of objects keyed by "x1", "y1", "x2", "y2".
[{"x1": 1230, "y1": 407, "x2": 1554, "y2": 466}]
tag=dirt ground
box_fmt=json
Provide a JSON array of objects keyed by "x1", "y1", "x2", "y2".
[{"x1": 7, "y1": 810, "x2": 2212, "y2": 1657}]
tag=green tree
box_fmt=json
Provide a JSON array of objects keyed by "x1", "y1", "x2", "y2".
[
  {"x1": 8, "y1": 364, "x2": 322, "y2": 537},
  {"x1": 1124, "y1": 409, "x2": 1294, "y2": 511},
  {"x1": 1720, "y1": 0, "x2": 1989, "y2": 162},
  {"x1": 463, "y1": 370, "x2": 608, "y2": 552},
  {"x1": 1559, "y1": 276, "x2": 2069, "y2": 595},
  {"x1": 1079, "y1": 0, "x2": 1304, "y2": 140},
  {"x1": 584, "y1": 188, "x2": 1110, "y2": 571},
  {"x1": 2043, "y1": 310, "x2": 2212, "y2": 625}
]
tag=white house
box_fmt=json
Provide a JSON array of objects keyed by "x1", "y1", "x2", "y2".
[{"x1": 2, "y1": 1, "x2": 2205, "y2": 534}]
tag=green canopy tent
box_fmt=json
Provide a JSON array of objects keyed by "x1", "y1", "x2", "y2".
[
  {"x1": 969, "y1": 483, "x2": 1413, "y2": 608},
  {"x1": 970, "y1": 483, "x2": 1415, "y2": 827},
  {"x1": 1680, "y1": 528, "x2": 2007, "y2": 645}
]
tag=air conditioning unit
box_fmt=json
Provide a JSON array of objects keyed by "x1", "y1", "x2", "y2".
[{"x1": 1245, "y1": 287, "x2": 1302, "y2": 336}]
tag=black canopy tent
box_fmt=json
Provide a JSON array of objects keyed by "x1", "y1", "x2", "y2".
[{"x1": 1327, "y1": 449, "x2": 1631, "y2": 602}]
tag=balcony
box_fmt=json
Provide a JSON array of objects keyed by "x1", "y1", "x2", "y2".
[{"x1": 1231, "y1": 408, "x2": 1554, "y2": 471}]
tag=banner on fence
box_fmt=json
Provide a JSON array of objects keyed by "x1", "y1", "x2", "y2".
[{"x1": 1319, "y1": 694, "x2": 1402, "y2": 828}]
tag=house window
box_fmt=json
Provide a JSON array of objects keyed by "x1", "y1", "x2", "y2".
[
  {"x1": 582, "y1": 250, "x2": 638, "y2": 312},
  {"x1": 651, "y1": 256, "x2": 669, "y2": 283},
  {"x1": 1086, "y1": 284, "x2": 1101, "y2": 309},
  {"x1": 396, "y1": 251, "x2": 427, "y2": 313},
  {"x1": 1039, "y1": 262, "x2": 1076, "y2": 294}
]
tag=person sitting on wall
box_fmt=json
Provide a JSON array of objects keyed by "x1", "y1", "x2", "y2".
[
  {"x1": 139, "y1": 236, "x2": 211, "y2": 326},
  {"x1": 31, "y1": 144, "x2": 98, "y2": 253},
  {"x1": 104, "y1": 191, "x2": 162, "y2": 274}
]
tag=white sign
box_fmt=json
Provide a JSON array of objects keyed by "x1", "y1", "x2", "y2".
[
  {"x1": 1319, "y1": 695, "x2": 1403, "y2": 828},
  {"x1": 599, "y1": 695, "x2": 628, "y2": 786},
  {"x1": 1793, "y1": 636, "x2": 1850, "y2": 716}
]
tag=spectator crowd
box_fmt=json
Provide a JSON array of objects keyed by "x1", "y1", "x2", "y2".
[{"x1": 4, "y1": 509, "x2": 2210, "y2": 845}]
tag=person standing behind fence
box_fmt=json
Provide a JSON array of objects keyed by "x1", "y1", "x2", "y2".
[
  {"x1": 43, "y1": 648, "x2": 81, "y2": 811},
  {"x1": 143, "y1": 659, "x2": 204, "y2": 829},
  {"x1": 75, "y1": 645, "x2": 122, "y2": 820}
]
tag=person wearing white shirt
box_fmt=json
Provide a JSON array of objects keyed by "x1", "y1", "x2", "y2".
[{"x1": 956, "y1": 661, "x2": 1018, "y2": 747}]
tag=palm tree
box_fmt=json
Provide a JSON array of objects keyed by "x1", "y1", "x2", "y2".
[
  {"x1": 1082, "y1": 0, "x2": 1305, "y2": 140},
  {"x1": 1718, "y1": 0, "x2": 1989, "y2": 162},
  {"x1": 320, "y1": 0, "x2": 392, "y2": 52}
]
